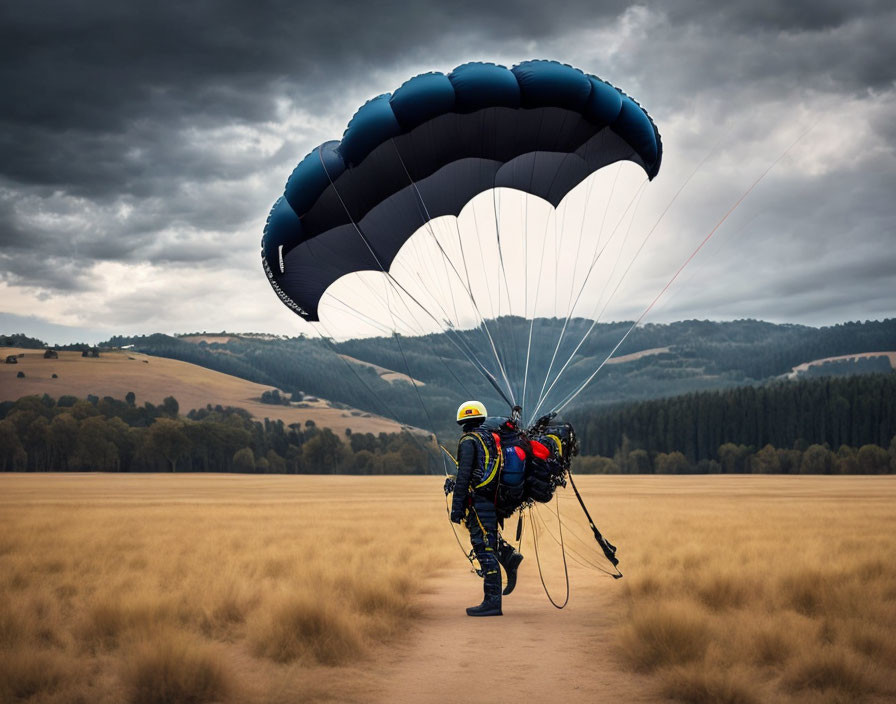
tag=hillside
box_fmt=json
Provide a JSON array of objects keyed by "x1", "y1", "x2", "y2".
[
  {"x1": 0, "y1": 348, "x2": 407, "y2": 436},
  {"x1": 105, "y1": 318, "x2": 896, "y2": 440}
]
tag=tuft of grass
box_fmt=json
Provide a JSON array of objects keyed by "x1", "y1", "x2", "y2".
[
  {"x1": 0, "y1": 601, "x2": 24, "y2": 648},
  {"x1": 123, "y1": 629, "x2": 233, "y2": 704},
  {"x1": 695, "y1": 572, "x2": 752, "y2": 610},
  {"x1": 783, "y1": 647, "x2": 874, "y2": 697},
  {"x1": 248, "y1": 594, "x2": 364, "y2": 665},
  {"x1": 661, "y1": 665, "x2": 762, "y2": 704},
  {"x1": 0, "y1": 648, "x2": 69, "y2": 702},
  {"x1": 617, "y1": 600, "x2": 711, "y2": 672}
]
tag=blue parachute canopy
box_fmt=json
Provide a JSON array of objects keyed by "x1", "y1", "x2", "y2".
[{"x1": 262, "y1": 60, "x2": 662, "y2": 321}]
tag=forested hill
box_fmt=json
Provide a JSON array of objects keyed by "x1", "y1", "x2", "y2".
[
  {"x1": 102, "y1": 318, "x2": 896, "y2": 441},
  {"x1": 566, "y1": 372, "x2": 896, "y2": 462}
]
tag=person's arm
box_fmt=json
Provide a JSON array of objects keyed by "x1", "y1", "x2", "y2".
[{"x1": 450, "y1": 435, "x2": 476, "y2": 522}]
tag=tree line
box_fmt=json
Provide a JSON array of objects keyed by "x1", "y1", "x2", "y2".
[
  {"x1": 565, "y1": 372, "x2": 896, "y2": 472},
  {"x1": 572, "y1": 436, "x2": 894, "y2": 475},
  {"x1": 0, "y1": 393, "x2": 439, "y2": 474}
]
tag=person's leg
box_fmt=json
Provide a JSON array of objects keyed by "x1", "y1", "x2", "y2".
[
  {"x1": 496, "y1": 536, "x2": 524, "y2": 596},
  {"x1": 465, "y1": 501, "x2": 502, "y2": 616}
]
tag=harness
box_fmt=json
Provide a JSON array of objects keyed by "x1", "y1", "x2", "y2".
[{"x1": 460, "y1": 429, "x2": 504, "y2": 496}]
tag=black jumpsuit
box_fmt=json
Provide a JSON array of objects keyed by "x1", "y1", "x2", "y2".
[{"x1": 451, "y1": 422, "x2": 502, "y2": 601}]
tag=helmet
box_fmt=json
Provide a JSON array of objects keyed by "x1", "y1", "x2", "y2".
[{"x1": 456, "y1": 400, "x2": 487, "y2": 425}]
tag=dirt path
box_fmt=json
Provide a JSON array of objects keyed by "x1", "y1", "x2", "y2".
[{"x1": 370, "y1": 563, "x2": 659, "y2": 703}]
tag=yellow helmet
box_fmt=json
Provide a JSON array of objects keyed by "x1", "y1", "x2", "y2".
[{"x1": 456, "y1": 400, "x2": 487, "y2": 425}]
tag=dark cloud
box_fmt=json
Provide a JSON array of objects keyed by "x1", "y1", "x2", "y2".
[{"x1": 0, "y1": 0, "x2": 893, "y2": 332}]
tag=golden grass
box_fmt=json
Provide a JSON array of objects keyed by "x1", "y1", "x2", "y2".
[
  {"x1": 593, "y1": 475, "x2": 896, "y2": 703},
  {"x1": 1, "y1": 474, "x2": 894, "y2": 703},
  {"x1": 0, "y1": 347, "x2": 404, "y2": 435},
  {"x1": 0, "y1": 474, "x2": 455, "y2": 703}
]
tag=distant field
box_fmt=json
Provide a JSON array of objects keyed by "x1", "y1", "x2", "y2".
[
  {"x1": 1, "y1": 474, "x2": 893, "y2": 703},
  {"x1": 337, "y1": 353, "x2": 425, "y2": 386},
  {"x1": 789, "y1": 351, "x2": 896, "y2": 377},
  {"x1": 0, "y1": 347, "x2": 406, "y2": 435},
  {"x1": 605, "y1": 346, "x2": 671, "y2": 364}
]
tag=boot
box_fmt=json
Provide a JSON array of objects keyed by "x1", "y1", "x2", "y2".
[
  {"x1": 466, "y1": 595, "x2": 502, "y2": 617},
  {"x1": 498, "y1": 544, "x2": 524, "y2": 596}
]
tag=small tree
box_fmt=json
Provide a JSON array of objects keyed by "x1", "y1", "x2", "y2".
[
  {"x1": 800, "y1": 444, "x2": 833, "y2": 474},
  {"x1": 655, "y1": 451, "x2": 690, "y2": 474},
  {"x1": 750, "y1": 444, "x2": 781, "y2": 474},
  {"x1": 233, "y1": 447, "x2": 255, "y2": 473},
  {"x1": 161, "y1": 396, "x2": 179, "y2": 418},
  {"x1": 857, "y1": 444, "x2": 889, "y2": 474},
  {"x1": 146, "y1": 418, "x2": 190, "y2": 471}
]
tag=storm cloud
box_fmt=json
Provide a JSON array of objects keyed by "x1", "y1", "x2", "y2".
[{"x1": 1, "y1": 0, "x2": 894, "y2": 342}]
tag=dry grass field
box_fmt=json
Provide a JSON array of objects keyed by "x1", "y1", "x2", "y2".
[
  {"x1": 0, "y1": 348, "x2": 405, "y2": 435},
  {"x1": 605, "y1": 476, "x2": 896, "y2": 704},
  {"x1": 1, "y1": 474, "x2": 894, "y2": 703},
  {"x1": 0, "y1": 474, "x2": 456, "y2": 703}
]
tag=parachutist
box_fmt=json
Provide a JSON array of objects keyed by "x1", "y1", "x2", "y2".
[{"x1": 451, "y1": 400, "x2": 520, "y2": 616}]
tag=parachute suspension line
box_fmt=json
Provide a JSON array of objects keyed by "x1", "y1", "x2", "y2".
[
  {"x1": 375, "y1": 276, "x2": 442, "y2": 449},
  {"x1": 373, "y1": 263, "x2": 507, "y2": 404},
  {"x1": 329, "y1": 278, "x2": 482, "y2": 415},
  {"x1": 466, "y1": 204, "x2": 517, "y2": 402},
  {"x1": 530, "y1": 182, "x2": 648, "y2": 420},
  {"x1": 308, "y1": 323, "x2": 442, "y2": 472},
  {"x1": 536, "y1": 140, "x2": 729, "y2": 418},
  {"x1": 490, "y1": 185, "x2": 520, "y2": 403},
  {"x1": 529, "y1": 179, "x2": 648, "y2": 421},
  {"x1": 491, "y1": 109, "x2": 536, "y2": 403},
  {"x1": 448, "y1": 213, "x2": 515, "y2": 391},
  {"x1": 388, "y1": 139, "x2": 518, "y2": 408},
  {"x1": 551, "y1": 126, "x2": 813, "y2": 416},
  {"x1": 524, "y1": 170, "x2": 615, "y2": 426},
  {"x1": 321, "y1": 293, "x2": 395, "y2": 336},
  {"x1": 532, "y1": 139, "x2": 726, "y2": 417},
  {"x1": 539, "y1": 134, "x2": 741, "y2": 415},
  {"x1": 568, "y1": 164, "x2": 619, "y2": 317},
  {"x1": 317, "y1": 150, "x2": 515, "y2": 410},
  {"x1": 521, "y1": 173, "x2": 570, "y2": 420},
  {"x1": 530, "y1": 498, "x2": 570, "y2": 609},
  {"x1": 533, "y1": 506, "x2": 621, "y2": 575}
]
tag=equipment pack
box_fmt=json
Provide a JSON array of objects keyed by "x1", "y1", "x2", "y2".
[{"x1": 474, "y1": 415, "x2": 579, "y2": 517}]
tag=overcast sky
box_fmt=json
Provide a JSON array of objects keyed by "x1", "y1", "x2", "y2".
[{"x1": 1, "y1": 0, "x2": 894, "y2": 345}]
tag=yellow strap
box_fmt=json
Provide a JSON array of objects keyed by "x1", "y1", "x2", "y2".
[
  {"x1": 471, "y1": 433, "x2": 502, "y2": 489},
  {"x1": 470, "y1": 505, "x2": 488, "y2": 537},
  {"x1": 440, "y1": 445, "x2": 458, "y2": 466},
  {"x1": 547, "y1": 434, "x2": 563, "y2": 457}
]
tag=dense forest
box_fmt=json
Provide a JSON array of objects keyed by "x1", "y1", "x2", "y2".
[
  {"x1": 0, "y1": 394, "x2": 438, "y2": 474},
  {"x1": 1, "y1": 378, "x2": 893, "y2": 474},
  {"x1": 566, "y1": 373, "x2": 896, "y2": 460},
  {"x1": 104, "y1": 318, "x2": 896, "y2": 441}
]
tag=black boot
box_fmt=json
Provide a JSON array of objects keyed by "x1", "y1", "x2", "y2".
[
  {"x1": 498, "y1": 544, "x2": 524, "y2": 596},
  {"x1": 466, "y1": 595, "x2": 502, "y2": 617}
]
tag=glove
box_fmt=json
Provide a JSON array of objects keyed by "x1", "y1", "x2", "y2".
[{"x1": 450, "y1": 508, "x2": 465, "y2": 524}]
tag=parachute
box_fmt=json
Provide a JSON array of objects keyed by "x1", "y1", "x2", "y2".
[
  {"x1": 262, "y1": 60, "x2": 661, "y2": 327},
  {"x1": 261, "y1": 60, "x2": 659, "y2": 588}
]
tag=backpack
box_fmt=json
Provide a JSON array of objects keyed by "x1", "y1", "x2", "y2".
[
  {"x1": 468, "y1": 418, "x2": 530, "y2": 517},
  {"x1": 526, "y1": 422, "x2": 578, "y2": 504},
  {"x1": 471, "y1": 418, "x2": 579, "y2": 516}
]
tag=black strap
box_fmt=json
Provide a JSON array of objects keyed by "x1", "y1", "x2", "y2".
[{"x1": 566, "y1": 469, "x2": 622, "y2": 578}]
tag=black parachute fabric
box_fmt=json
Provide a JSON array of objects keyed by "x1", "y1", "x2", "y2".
[{"x1": 262, "y1": 60, "x2": 662, "y2": 322}]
